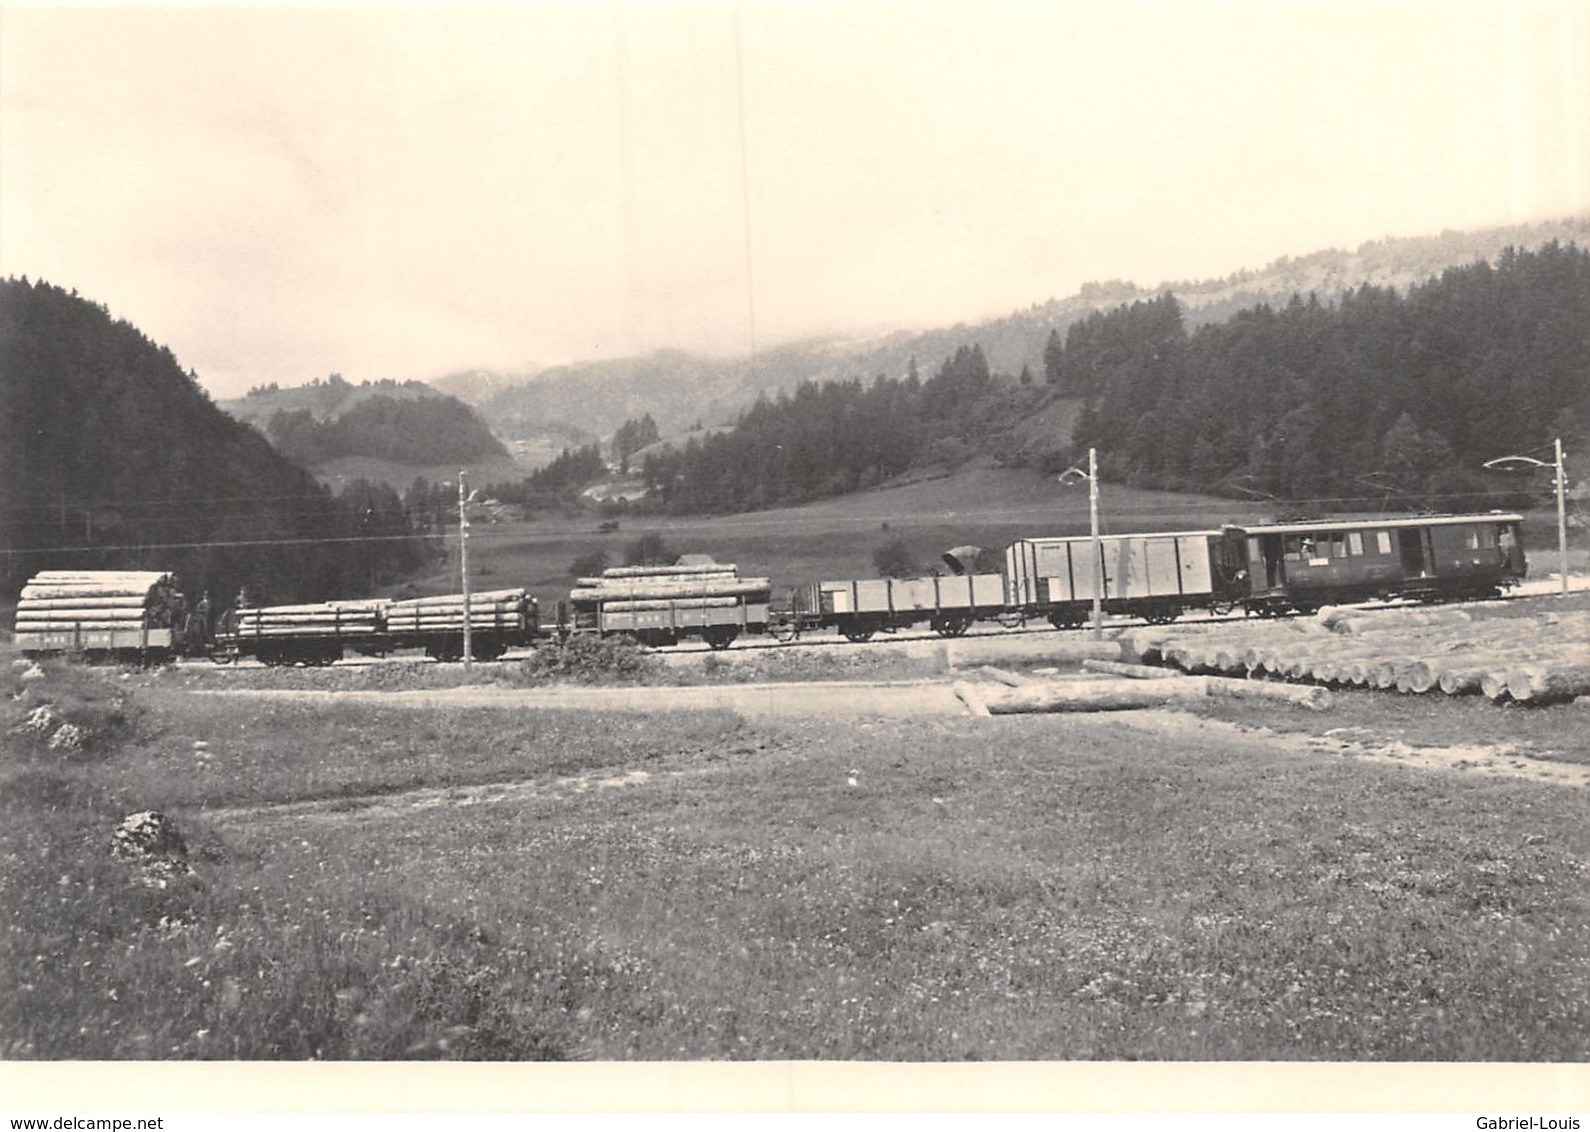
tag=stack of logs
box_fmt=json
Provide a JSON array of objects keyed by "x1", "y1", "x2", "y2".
[
  {"x1": 231, "y1": 600, "x2": 385, "y2": 640},
  {"x1": 1118, "y1": 605, "x2": 1590, "y2": 705},
  {"x1": 383, "y1": 589, "x2": 530, "y2": 633},
  {"x1": 569, "y1": 563, "x2": 771, "y2": 614},
  {"x1": 15, "y1": 571, "x2": 183, "y2": 633}
]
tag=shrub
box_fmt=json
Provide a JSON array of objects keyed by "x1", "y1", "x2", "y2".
[
  {"x1": 872, "y1": 538, "x2": 918, "y2": 578},
  {"x1": 623, "y1": 533, "x2": 677, "y2": 568},
  {"x1": 514, "y1": 635, "x2": 663, "y2": 684}
]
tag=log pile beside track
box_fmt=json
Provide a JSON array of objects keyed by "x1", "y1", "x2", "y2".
[{"x1": 1118, "y1": 606, "x2": 1590, "y2": 705}]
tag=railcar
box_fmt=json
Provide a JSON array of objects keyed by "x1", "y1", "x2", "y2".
[
  {"x1": 216, "y1": 600, "x2": 387, "y2": 666},
  {"x1": 13, "y1": 570, "x2": 196, "y2": 662},
  {"x1": 782, "y1": 571, "x2": 1009, "y2": 642},
  {"x1": 384, "y1": 589, "x2": 539, "y2": 661},
  {"x1": 1222, "y1": 512, "x2": 1526, "y2": 615},
  {"x1": 1005, "y1": 530, "x2": 1246, "y2": 627},
  {"x1": 560, "y1": 560, "x2": 771, "y2": 650}
]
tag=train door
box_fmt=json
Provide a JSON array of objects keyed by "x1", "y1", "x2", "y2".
[
  {"x1": 1398, "y1": 528, "x2": 1432, "y2": 578},
  {"x1": 1497, "y1": 521, "x2": 1525, "y2": 577},
  {"x1": 1254, "y1": 534, "x2": 1285, "y2": 589}
]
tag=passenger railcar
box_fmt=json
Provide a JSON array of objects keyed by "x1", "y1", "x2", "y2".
[{"x1": 1224, "y1": 512, "x2": 1526, "y2": 615}]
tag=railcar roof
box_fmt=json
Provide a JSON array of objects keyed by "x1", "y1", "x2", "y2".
[
  {"x1": 1227, "y1": 513, "x2": 1523, "y2": 536},
  {"x1": 1009, "y1": 529, "x2": 1224, "y2": 545}
]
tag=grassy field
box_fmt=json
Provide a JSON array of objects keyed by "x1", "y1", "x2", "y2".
[
  {"x1": 410, "y1": 465, "x2": 1284, "y2": 600},
  {"x1": 4, "y1": 637, "x2": 1588, "y2": 1062}
]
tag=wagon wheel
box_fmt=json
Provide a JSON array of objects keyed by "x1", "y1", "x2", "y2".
[
  {"x1": 932, "y1": 615, "x2": 972, "y2": 639},
  {"x1": 841, "y1": 625, "x2": 875, "y2": 644},
  {"x1": 703, "y1": 627, "x2": 738, "y2": 651},
  {"x1": 769, "y1": 619, "x2": 799, "y2": 644},
  {"x1": 1047, "y1": 611, "x2": 1084, "y2": 631},
  {"x1": 1143, "y1": 608, "x2": 1181, "y2": 626},
  {"x1": 996, "y1": 611, "x2": 1025, "y2": 630}
]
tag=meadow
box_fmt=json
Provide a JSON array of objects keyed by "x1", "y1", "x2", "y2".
[{"x1": 4, "y1": 633, "x2": 1588, "y2": 1062}]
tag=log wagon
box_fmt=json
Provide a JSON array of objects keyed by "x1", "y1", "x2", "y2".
[{"x1": 13, "y1": 570, "x2": 192, "y2": 662}]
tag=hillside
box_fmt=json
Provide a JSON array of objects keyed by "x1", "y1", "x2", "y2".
[
  {"x1": 433, "y1": 215, "x2": 1590, "y2": 449},
  {"x1": 221, "y1": 372, "x2": 440, "y2": 425},
  {"x1": 0, "y1": 279, "x2": 431, "y2": 604},
  {"x1": 222, "y1": 373, "x2": 526, "y2": 490}
]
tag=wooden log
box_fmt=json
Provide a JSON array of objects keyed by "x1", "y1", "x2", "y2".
[
  {"x1": 1203, "y1": 676, "x2": 1333, "y2": 710},
  {"x1": 952, "y1": 682, "x2": 992, "y2": 717},
  {"x1": 10, "y1": 620, "x2": 152, "y2": 632},
  {"x1": 16, "y1": 597, "x2": 153, "y2": 612},
  {"x1": 1317, "y1": 606, "x2": 1474, "y2": 634},
  {"x1": 1081, "y1": 659, "x2": 1188, "y2": 680},
  {"x1": 569, "y1": 580, "x2": 770, "y2": 602},
  {"x1": 1506, "y1": 664, "x2": 1590, "y2": 705},
  {"x1": 388, "y1": 588, "x2": 526, "y2": 608},
  {"x1": 981, "y1": 677, "x2": 1212, "y2": 714},
  {"x1": 1481, "y1": 670, "x2": 1513, "y2": 702},
  {"x1": 598, "y1": 563, "x2": 738, "y2": 578},
  {"x1": 595, "y1": 597, "x2": 743, "y2": 612},
  {"x1": 943, "y1": 637, "x2": 1124, "y2": 669}
]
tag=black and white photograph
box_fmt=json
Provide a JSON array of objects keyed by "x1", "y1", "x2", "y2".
[{"x1": 1, "y1": 0, "x2": 1587, "y2": 1121}]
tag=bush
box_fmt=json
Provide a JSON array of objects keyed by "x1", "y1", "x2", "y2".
[
  {"x1": 623, "y1": 533, "x2": 677, "y2": 568},
  {"x1": 569, "y1": 551, "x2": 609, "y2": 579},
  {"x1": 514, "y1": 635, "x2": 663, "y2": 684},
  {"x1": 872, "y1": 538, "x2": 918, "y2": 578}
]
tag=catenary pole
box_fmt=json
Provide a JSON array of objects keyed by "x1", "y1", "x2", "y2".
[
  {"x1": 1089, "y1": 447, "x2": 1103, "y2": 640},
  {"x1": 458, "y1": 471, "x2": 473, "y2": 667}
]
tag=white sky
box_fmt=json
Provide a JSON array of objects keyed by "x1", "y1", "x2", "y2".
[{"x1": 2, "y1": 0, "x2": 1587, "y2": 399}]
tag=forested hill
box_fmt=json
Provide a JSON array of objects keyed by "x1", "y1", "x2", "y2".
[
  {"x1": 261, "y1": 395, "x2": 508, "y2": 467},
  {"x1": 0, "y1": 279, "x2": 435, "y2": 605},
  {"x1": 1064, "y1": 241, "x2": 1589, "y2": 504},
  {"x1": 631, "y1": 242, "x2": 1588, "y2": 516}
]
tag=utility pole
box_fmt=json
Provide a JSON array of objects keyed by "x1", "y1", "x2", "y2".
[
  {"x1": 1484, "y1": 438, "x2": 1571, "y2": 597},
  {"x1": 458, "y1": 471, "x2": 473, "y2": 667},
  {"x1": 1088, "y1": 447, "x2": 1103, "y2": 640},
  {"x1": 1555, "y1": 437, "x2": 1569, "y2": 598}
]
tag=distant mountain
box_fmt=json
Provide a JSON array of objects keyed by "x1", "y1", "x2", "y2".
[{"x1": 432, "y1": 214, "x2": 1590, "y2": 449}]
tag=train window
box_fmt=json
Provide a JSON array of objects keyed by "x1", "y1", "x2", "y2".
[
  {"x1": 1477, "y1": 526, "x2": 1495, "y2": 548},
  {"x1": 1347, "y1": 532, "x2": 1364, "y2": 556},
  {"x1": 1374, "y1": 530, "x2": 1392, "y2": 555}
]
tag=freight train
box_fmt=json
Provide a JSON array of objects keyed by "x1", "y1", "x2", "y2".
[{"x1": 11, "y1": 511, "x2": 1528, "y2": 665}]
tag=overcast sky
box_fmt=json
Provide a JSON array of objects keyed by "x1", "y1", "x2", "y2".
[{"x1": 2, "y1": 0, "x2": 1586, "y2": 399}]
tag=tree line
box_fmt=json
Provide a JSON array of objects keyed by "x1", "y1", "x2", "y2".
[
  {"x1": 1061, "y1": 242, "x2": 1588, "y2": 508},
  {"x1": 564, "y1": 242, "x2": 1588, "y2": 517}
]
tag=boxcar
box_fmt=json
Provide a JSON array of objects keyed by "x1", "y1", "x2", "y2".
[
  {"x1": 1005, "y1": 530, "x2": 1243, "y2": 626},
  {"x1": 1223, "y1": 512, "x2": 1526, "y2": 614}
]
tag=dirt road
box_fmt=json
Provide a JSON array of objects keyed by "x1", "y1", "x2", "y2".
[{"x1": 199, "y1": 678, "x2": 970, "y2": 719}]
